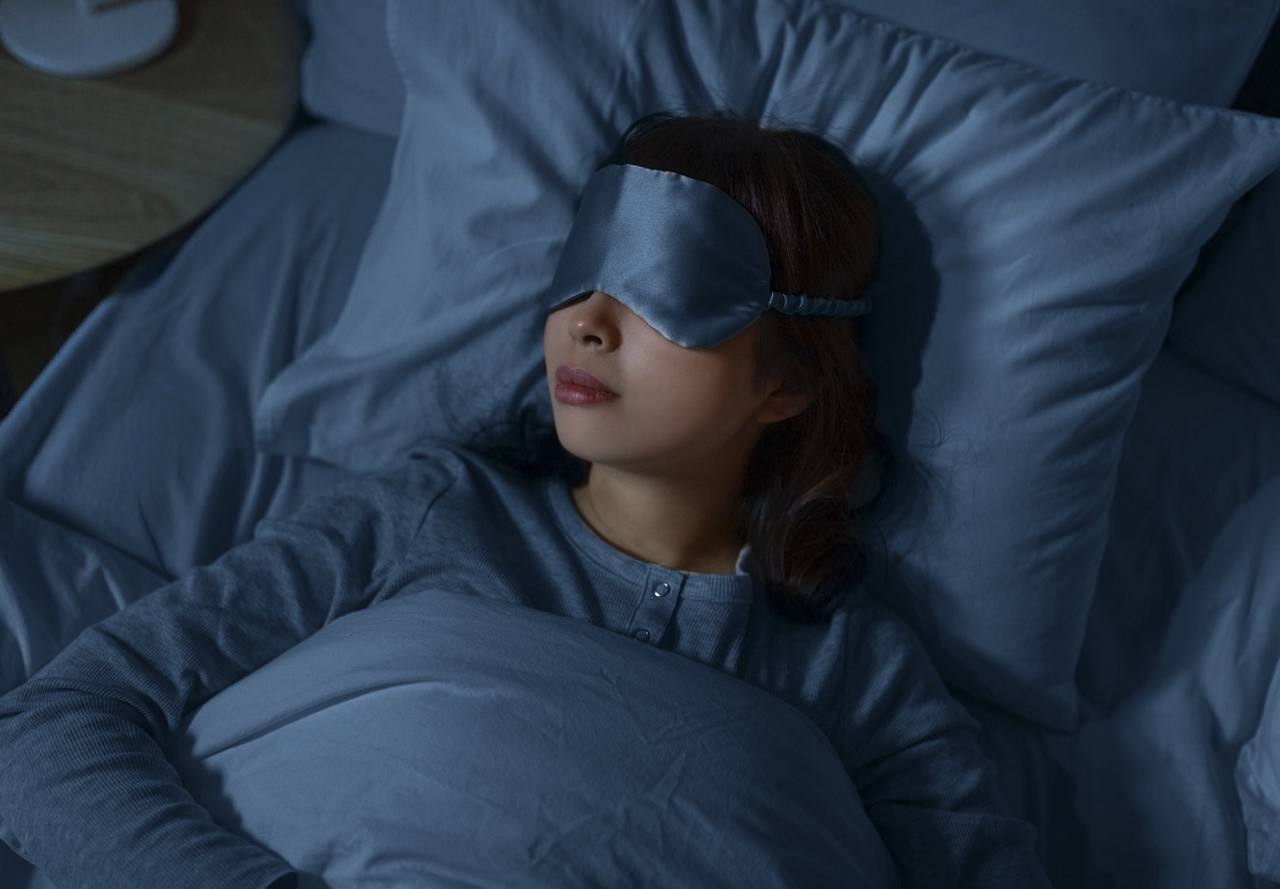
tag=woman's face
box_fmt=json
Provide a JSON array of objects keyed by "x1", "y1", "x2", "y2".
[{"x1": 543, "y1": 290, "x2": 804, "y2": 477}]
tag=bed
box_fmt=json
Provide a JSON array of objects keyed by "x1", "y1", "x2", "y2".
[{"x1": 3, "y1": 0, "x2": 1280, "y2": 886}]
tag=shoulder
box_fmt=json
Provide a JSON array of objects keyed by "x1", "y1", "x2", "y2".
[
  {"x1": 272, "y1": 443, "x2": 466, "y2": 537},
  {"x1": 836, "y1": 587, "x2": 968, "y2": 708},
  {"x1": 407, "y1": 439, "x2": 539, "y2": 491},
  {"x1": 836, "y1": 585, "x2": 929, "y2": 663},
  {"x1": 354, "y1": 443, "x2": 467, "y2": 500},
  {"x1": 835, "y1": 586, "x2": 980, "y2": 731}
]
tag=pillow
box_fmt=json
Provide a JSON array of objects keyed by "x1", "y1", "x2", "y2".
[
  {"x1": 288, "y1": 0, "x2": 1280, "y2": 140},
  {"x1": 290, "y1": 0, "x2": 403, "y2": 137},
  {"x1": 251, "y1": 0, "x2": 1280, "y2": 731},
  {"x1": 1077, "y1": 348, "x2": 1280, "y2": 715},
  {"x1": 1050, "y1": 472, "x2": 1280, "y2": 888},
  {"x1": 826, "y1": 0, "x2": 1280, "y2": 107},
  {"x1": 1166, "y1": 169, "x2": 1280, "y2": 409},
  {"x1": 167, "y1": 592, "x2": 897, "y2": 889}
]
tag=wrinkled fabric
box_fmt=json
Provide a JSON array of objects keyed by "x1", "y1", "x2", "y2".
[
  {"x1": 1168, "y1": 169, "x2": 1280, "y2": 410},
  {"x1": 166, "y1": 593, "x2": 898, "y2": 889},
  {"x1": 253, "y1": 0, "x2": 1280, "y2": 732},
  {"x1": 0, "y1": 443, "x2": 1047, "y2": 889}
]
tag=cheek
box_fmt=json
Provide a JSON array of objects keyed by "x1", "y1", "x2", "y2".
[
  {"x1": 637, "y1": 348, "x2": 738, "y2": 413},
  {"x1": 542, "y1": 314, "x2": 566, "y2": 362}
]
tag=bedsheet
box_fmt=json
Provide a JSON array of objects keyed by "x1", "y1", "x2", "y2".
[
  {"x1": 0, "y1": 120, "x2": 395, "y2": 579},
  {"x1": 1042, "y1": 468, "x2": 1280, "y2": 888},
  {"x1": 0, "y1": 119, "x2": 396, "y2": 889},
  {"x1": 960, "y1": 348, "x2": 1280, "y2": 889}
]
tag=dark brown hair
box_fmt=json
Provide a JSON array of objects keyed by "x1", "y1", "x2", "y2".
[{"x1": 590, "y1": 108, "x2": 894, "y2": 624}]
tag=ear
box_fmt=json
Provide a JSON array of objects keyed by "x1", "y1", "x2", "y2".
[{"x1": 756, "y1": 383, "x2": 814, "y2": 425}]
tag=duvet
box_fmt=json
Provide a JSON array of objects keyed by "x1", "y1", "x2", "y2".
[{"x1": 165, "y1": 591, "x2": 898, "y2": 888}]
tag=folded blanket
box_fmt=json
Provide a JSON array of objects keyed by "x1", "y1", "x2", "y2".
[{"x1": 167, "y1": 591, "x2": 897, "y2": 888}]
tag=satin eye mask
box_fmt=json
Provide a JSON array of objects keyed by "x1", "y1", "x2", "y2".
[{"x1": 545, "y1": 163, "x2": 871, "y2": 350}]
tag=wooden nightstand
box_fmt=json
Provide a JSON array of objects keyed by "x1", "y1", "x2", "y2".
[{"x1": 0, "y1": 0, "x2": 303, "y2": 415}]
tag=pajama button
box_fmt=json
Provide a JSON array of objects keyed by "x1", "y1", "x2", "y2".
[
  {"x1": 634, "y1": 628, "x2": 651, "y2": 641},
  {"x1": 653, "y1": 582, "x2": 670, "y2": 597}
]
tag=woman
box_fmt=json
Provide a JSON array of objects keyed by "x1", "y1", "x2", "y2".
[{"x1": 0, "y1": 110, "x2": 1050, "y2": 888}]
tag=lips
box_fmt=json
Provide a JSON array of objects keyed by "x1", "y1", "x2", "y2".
[{"x1": 556, "y1": 365, "x2": 616, "y2": 395}]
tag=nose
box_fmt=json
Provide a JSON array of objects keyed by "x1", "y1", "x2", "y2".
[{"x1": 567, "y1": 291, "x2": 618, "y2": 346}]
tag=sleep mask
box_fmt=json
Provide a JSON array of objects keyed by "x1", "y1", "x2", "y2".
[{"x1": 545, "y1": 163, "x2": 871, "y2": 350}]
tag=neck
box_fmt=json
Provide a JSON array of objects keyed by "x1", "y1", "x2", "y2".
[{"x1": 571, "y1": 462, "x2": 745, "y2": 574}]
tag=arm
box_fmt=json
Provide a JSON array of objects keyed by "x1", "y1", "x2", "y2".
[
  {"x1": 0, "y1": 457, "x2": 453, "y2": 889},
  {"x1": 839, "y1": 594, "x2": 1053, "y2": 889}
]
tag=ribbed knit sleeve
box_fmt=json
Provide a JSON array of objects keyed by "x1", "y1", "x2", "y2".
[
  {"x1": 839, "y1": 595, "x2": 1053, "y2": 889},
  {"x1": 0, "y1": 457, "x2": 453, "y2": 889}
]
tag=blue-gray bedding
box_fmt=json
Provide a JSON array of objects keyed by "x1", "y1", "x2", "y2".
[
  {"x1": 287, "y1": 0, "x2": 1280, "y2": 139},
  {"x1": 253, "y1": 0, "x2": 1280, "y2": 735},
  {"x1": 944, "y1": 349, "x2": 1280, "y2": 889},
  {"x1": 2, "y1": 29, "x2": 1280, "y2": 884},
  {"x1": 1168, "y1": 168, "x2": 1280, "y2": 411},
  {"x1": 0, "y1": 442, "x2": 1045, "y2": 888},
  {"x1": 0, "y1": 120, "x2": 393, "y2": 889},
  {"x1": 0, "y1": 120, "x2": 392, "y2": 589},
  {"x1": 169, "y1": 592, "x2": 899, "y2": 889},
  {"x1": 1045, "y1": 461, "x2": 1280, "y2": 887}
]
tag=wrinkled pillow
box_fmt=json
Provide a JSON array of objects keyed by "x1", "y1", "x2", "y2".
[
  {"x1": 167, "y1": 592, "x2": 897, "y2": 889},
  {"x1": 288, "y1": 0, "x2": 1280, "y2": 140},
  {"x1": 251, "y1": 0, "x2": 1280, "y2": 731},
  {"x1": 1167, "y1": 169, "x2": 1280, "y2": 410},
  {"x1": 827, "y1": 0, "x2": 1279, "y2": 106},
  {"x1": 1043, "y1": 472, "x2": 1280, "y2": 887},
  {"x1": 1077, "y1": 348, "x2": 1280, "y2": 715},
  {"x1": 290, "y1": 0, "x2": 402, "y2": 137}
]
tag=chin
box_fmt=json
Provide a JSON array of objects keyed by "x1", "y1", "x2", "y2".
[
  {"x1": 549, "y1": 417, "x2": 581, "y2": 452},
  {"x1": 552, "y1": 429, "x2": 591, "y2": 461}
]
